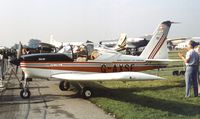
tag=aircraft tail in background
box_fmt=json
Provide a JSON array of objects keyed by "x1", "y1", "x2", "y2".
[{"x1": 114, "y1": 33, "x2": 127, "y2": 51}]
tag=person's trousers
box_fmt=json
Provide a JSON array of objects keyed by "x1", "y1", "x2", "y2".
[{"x1": 185, "y1": 66, "x2": 199, "y2": 97}]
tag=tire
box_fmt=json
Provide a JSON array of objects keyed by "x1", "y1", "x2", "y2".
[
  {"x1": 20, "y1": 89, "x2": 31, "y2": 99},
  {"x1": 59, "y1": 81, "x2": 70, "y2": 91},
  {"x1": 81, "y1": 87, "x2": 93, "y2": 99},
  {"x1": 172, "y1": 70, "x2": 179, "y2": 76},
  {"x1": 180, "y1": 71, "x2": 185, "y2": 75}
]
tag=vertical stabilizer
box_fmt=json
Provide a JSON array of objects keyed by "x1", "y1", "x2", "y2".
[
  {"x1": 49, "y1": 35, "x2": 62, "y2": 48},
  {"x1": 140, "y1": 21, "x2": 173, "y2": 59},
  {"x1": 114, "y1": 33, "x2": 127, "y2": 51}
]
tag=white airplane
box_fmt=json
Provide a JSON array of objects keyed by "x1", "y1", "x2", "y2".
[
  {"x1": 99, "y1": 35, "x2": 152, "y2": 51},
  {"x1": 173, "y1": 37, "x2": 200, "y2": 49},
  {"x1": 167, "y1": 37, "x2": 189, "y2": 47},
  {"x1": 11, "y1": 21, "x2": 176, "y2": 99},
  {"x1": 50, "y1": 35, "x2": 85, "y2": 48},
  {"x1": 57, "y1": 33, "x2": 127, "y2": 59}
]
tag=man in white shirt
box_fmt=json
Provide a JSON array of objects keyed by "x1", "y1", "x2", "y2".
[{"x1": 178, "y1": 40, "x2": 199, "y2": 97}]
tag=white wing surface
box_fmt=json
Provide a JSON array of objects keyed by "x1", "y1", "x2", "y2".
[{"x1": 51, "y1": 72, "x2": 165, "y2": 81}]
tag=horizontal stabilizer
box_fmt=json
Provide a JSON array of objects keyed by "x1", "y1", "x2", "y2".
[{"x1": 51, "y1": 72, "x2": 165, "y2": 81}]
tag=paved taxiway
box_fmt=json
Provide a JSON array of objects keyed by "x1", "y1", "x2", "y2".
[{"x1": 0, "y1": 73, "x2": 115, "y2": 119}]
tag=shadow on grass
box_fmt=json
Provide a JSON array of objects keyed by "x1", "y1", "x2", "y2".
[{"x1": 91, "y1": 83, "x2": 200, "y2": 116}]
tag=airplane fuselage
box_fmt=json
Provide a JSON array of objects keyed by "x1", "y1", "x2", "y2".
[{"x1": 20, "y1": 53, "x2": 166, "y2": 79}]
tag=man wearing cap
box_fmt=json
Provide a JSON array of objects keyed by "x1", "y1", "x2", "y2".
[{"x1": 178, "y1": 40, "x2": 199, "y2": 97}]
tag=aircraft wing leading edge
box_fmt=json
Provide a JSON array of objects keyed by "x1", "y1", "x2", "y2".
[
  {"x1": 51, "y1": 72, "x2": 165, "y2": 81},
  {"x1": 145, "y1": 59, "x2": 182, "y2": 62}
]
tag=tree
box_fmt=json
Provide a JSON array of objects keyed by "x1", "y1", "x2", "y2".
[
  {"x1": 28, "y1": 39, "x2": 41, "y2": 48},
  {"x1": 11, "y1": 43, "x2": 19, "y2": 49}
]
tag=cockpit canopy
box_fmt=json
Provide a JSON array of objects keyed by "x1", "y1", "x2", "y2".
[{"x1": 21, "y1": 53, "x2": 73, "y2": 62}]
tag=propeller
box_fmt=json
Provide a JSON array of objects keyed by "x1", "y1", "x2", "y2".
[
  {"x1": 17, "y1": 41, "x2": 23, "y2": 59},
  {"x1": 171, "y1": 21, "x2": 181, "y2": 24},
  {"x1": 10, "y1": 42, "x2": 23, "y2": 73}
]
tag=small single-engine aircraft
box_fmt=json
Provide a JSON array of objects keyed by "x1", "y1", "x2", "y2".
[
  {"x1": 174, "y1": 37, "x2": 200, "y2": 49},
  {"x1": 11, "y1": 21, "x2": 176, "y2": 99}
]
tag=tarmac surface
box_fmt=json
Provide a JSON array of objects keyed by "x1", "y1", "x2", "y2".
[{"x1": 0, "y1": 70, "x2": 115, "y2": 119}]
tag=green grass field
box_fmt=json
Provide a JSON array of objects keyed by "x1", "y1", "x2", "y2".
[{"x1": 89, "y1": 52, "x2": 200, "y2": 119}]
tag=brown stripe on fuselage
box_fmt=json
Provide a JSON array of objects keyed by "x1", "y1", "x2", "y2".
[{"x1": 21, "y1": 62, "x2": 166, "y2": 73}]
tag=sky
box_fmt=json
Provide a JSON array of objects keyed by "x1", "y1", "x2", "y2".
[{"x1": 0, "y1": 0, "x2": 200, "y2": 47}]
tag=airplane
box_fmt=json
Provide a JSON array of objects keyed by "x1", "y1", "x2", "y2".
[
  {"x1": 49, "y1": 35, "x2": 86, "y2": 48},
  {"x1": 173, "y1": 37, "x2": 200, "y2": 49},
  {"x1": 99, "y1": 33, "x2": 127, "y2": 51},
  {"x1": 99, "y1": 34, "x2": 152, "y2": 55},
  {"x1": 11, "y1": 21, "x2": 176, "y2": 99},
  {"x1": 167, "y1": 37, "x2": 189, "y2": 49},
  {"x1": 56, "y1": 33, "x2": 127, "y2": 60}
]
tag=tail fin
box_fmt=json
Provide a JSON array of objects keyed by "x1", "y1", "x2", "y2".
[
  {"x1": 140, "y1": 21, "x2": 173, "y2": 59},
  {"x1": 49, "y1": 35, "x2": 62, "y2": 48},
  {"x1": 114, "y1": 33, "x2": 127, "y2": 51}
]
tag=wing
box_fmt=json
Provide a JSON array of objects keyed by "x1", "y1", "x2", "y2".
[
  {"x1": 145, "y1": 59, "x2": 182, "y2": 62},
  {"x1": 167, "y1": 37, "x2": 188, "y2": 42},
  {"x1": 51, "y1": 72, "x2": 164, "y2": 81}
]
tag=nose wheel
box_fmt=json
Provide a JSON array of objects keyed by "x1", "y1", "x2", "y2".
[
  {"x1": 20, "y1": 89, "x2": 31, "y2": 99},
  {"x1": 20, "y1": 78, "x2": 31, "y2": 99}
]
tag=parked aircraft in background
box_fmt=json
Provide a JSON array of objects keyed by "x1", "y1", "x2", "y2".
[
  {"x1": 50, "y1": 35, "x2": 85, "y2": 48},
  {"x1": 169, "y1": 37, "x2": 200, "y2": 49},
  {"x1": 55, "y1": 33, "x2": 127, "y2": 58},
  {"x1": 167, "y1": 37, "x2": 188, "y2": 49},
  {"x1": 99, "y1": 35, "x2": 152, "y2": 55},
  {"x1": 11, "y1": 21, "x2": 176, "y2": 99}
]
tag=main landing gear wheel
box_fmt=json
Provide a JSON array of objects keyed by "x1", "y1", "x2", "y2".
[
  {"x1": 20, "y1": 89, "x2": 31, "y2": 99},
  {"x1": 59, "y1": 81, "x2": 70, "y2": 91},
  {"x1": 172, "y1": 70, "x2": 179, "y2": 76},
  {"x1": 81, "y1": 87, "x2": 93, "y2": 99}
]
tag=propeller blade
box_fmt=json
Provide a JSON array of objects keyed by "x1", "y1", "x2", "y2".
[
  {"x1": 171, "y1": 21, "x2": 181, "y2": 24},
  {"x1": 17, "y1": 42, "x2": 23, "y2": 59},
  {"x1": 10, "y1": 41, "x2": 23, "y2": 73}
]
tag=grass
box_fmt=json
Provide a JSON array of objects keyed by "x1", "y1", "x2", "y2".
[{"x1": 89, "y1": 52, "x2": 200, "y2": 119}]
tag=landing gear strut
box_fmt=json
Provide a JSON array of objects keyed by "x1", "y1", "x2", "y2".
[{"x1": 20, "y1": 78, "x2": 31, "y2": 99}]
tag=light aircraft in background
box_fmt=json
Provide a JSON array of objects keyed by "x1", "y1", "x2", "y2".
[
  {"x1": 167, "y1": 37, "x2": 200, "y2": 50},
  {"x1": 11, "y1": 21, "x2": 177, "y2": 99},
  {"x1": 50, "y1": 35, "x2": 87, "y2": 48},
  {"x1": 167, "y1": 37, "x2": 189, "y2": 48},
  {"x1": 56, "y1": 33, "x2": 127, "y2": 59},
  {"x1": 175, "y1": 37, "x2": 200, "y2": 49}
]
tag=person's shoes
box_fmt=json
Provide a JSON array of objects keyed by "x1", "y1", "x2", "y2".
[
  {"x1": 185, "y1": 96, "x2": 190, "y2": 98},
  {"x1": 194, "y1": 95, "x2": 198, "y2": 97}
]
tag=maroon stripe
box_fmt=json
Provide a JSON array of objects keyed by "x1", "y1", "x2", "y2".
[
  {"x1": 148, "y1": 34, "x2": 164, "y2": 59},
  {"x1": 148, "y1": 34, "x2": 165, "y2": 59},
  {"x1": 151, "y1": 36, "x2": 166, "y2": 59}
]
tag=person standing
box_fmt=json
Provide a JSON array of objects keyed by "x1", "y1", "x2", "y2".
[{"x1": 178, "y1": 40, "x2": 199, "y2": 97}]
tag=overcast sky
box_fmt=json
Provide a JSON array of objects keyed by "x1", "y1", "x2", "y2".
[{"x1": 0, "y1": 0, "x2": 200, "y2": 47}]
